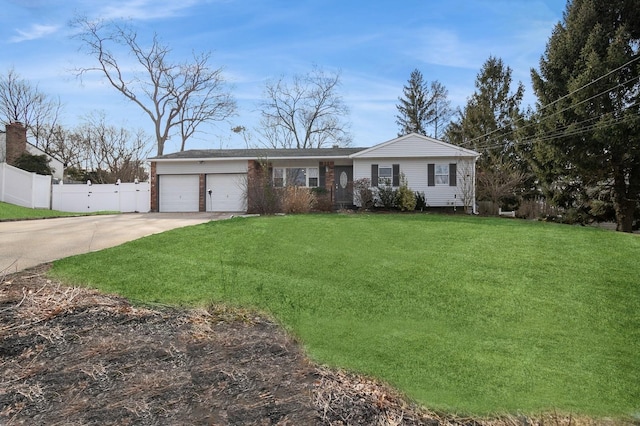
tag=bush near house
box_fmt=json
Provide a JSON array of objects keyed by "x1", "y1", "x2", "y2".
[
  {"x1": 354, "y1": 178, "x2": 374, "y2": 209},
  {"x1": 282, "y1": 186, "x2": 316, "y2": 213},
  {"x1": 375, "y1": 179, "x2": 397, "y2": 209},
  {"x1": 395, "y1": 173, "x2": 416, "y2": 211}
]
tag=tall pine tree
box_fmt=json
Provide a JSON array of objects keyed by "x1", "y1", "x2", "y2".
[
  {"x1": 396, "y1": 69, "x2": 451, "y2": 138},
  {"x1": 531, "y1": 0, "x2": 640, "y2": 232},
  {"x1": 446, "y1": 56, "x2": 525, "y2": 169},
  {"x1": 445, "y1": 56, "x2": 528, "y2": 211}
]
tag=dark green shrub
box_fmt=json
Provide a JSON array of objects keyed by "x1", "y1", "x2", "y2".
[
  {"x1": 376, "y1": 179, "x2": 397, "y2": 209},
  {"x1": 14, "y1": 153, "x2": 53, "y2": 175},
  {"x1": 415, "y1": 191, "x2": 427, "y2": 211}
]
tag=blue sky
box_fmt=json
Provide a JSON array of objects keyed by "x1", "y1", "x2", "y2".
[{"x1": 0, "y1": 0, "x2": 567, "y2": 152}]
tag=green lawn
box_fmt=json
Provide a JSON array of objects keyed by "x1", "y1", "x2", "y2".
[
  {"x1": 50, "y1": 214, "x2": 640, "y2": 417},
  {"x1": 0, "y1": 202, "x2": 115, "y2": 220}
]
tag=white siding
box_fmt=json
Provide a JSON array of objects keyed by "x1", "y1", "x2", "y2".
[
  {"x1": 205, "y1": 173, "x2": 247, "y2": 212},
  {"x1": 156, "y1": 160, "x2": 248, "y2": 175},
  {"x1": 352, "y1": 134, "x2": 477, "y2": 159},
  {"x1": 353, "y1": 157, "x2": 476, "y2": 209}
]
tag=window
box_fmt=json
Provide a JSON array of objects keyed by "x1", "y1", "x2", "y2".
[
  {"x1": 428, "y1": 163, "x2": 456, "y2": 187},
  {"x1": 435, "y1": 164, "x2": 449, "y2": 185},
  {"x1": 287, "y1": 168, "x2": 306, "y2": 186},
  {"x1": 372, "y1": 164, "x2": 400, "y2": 187},
  {"x1": 378, "y1": 166, "x2": 392, "y2": 185},
  {"x1": 308, "y1": 167, "x2": 319, "y2": 187},
  {"x1": 273, "y1": 167, "x2": 318, "y2": 187},
  {"x1": 273, "y1": 168, "x2": 284, "y2": 187}
]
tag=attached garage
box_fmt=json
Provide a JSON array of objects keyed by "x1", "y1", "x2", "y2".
[
  {"x1": 159, "y1": 175, "x2": 199, "y2": 212},
  {"x1": 206, "y1": 173, "x2": 246, "y2": 212}
]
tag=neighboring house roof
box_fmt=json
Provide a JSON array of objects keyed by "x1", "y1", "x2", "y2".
[
  {"x1": 350, "y1": 133, "x2": 480, "y2": 159},
  {"x1": 150, "y1": 147, "x2": 366, "y2": 161}
]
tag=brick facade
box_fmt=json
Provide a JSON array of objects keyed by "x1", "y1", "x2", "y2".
[
  {"x1": 199, "y1": 174, "x2": 206, "y2": 212},
  {"x1": 150, "y1": 162, "x2": 158, "y2": 212},
  {"x1": 320, "y1": 161, "x2": 335, "y2": 204}
]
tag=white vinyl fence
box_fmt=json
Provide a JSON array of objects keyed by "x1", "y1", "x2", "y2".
[
  {"x1": 52, "y1": 181, "x2": 150, "y2": 213},
  {"x1": 0, "y1": 162, "x2": 51, "y2": 209}
]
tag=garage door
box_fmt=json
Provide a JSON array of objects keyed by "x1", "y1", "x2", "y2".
[
  {"x1": 159, "y1": 175, "x2": 200, "y2": 212},
  {"x1": 206, "y1": 173, "x2": 246, "y2": 212}
]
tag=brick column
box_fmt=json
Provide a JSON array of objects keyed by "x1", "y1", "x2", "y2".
[
  {"x1": 323, "y1": 161, "x2": 335, "y2": 204},
  {"x1": 150, "y1": 162, "x2": 158, "y2": 212},
  {"x1": 199, "y1": 174, "x2": 206, "y2": 212}
]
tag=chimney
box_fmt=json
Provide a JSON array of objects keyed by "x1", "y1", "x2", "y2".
[{"x1": 5, "y1": 122, "x2": 27, "y2": 166}]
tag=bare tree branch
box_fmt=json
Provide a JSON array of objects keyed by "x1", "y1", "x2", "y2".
[
  {"x1": 71, "y1": 17, "x2": 236, "y2": 156},
  {"x1": 0, "y1": 67, "x2": 62, "y2": 148},
  {"x1": 258, "y1": 67, "x2": 351, "y2": 149}
]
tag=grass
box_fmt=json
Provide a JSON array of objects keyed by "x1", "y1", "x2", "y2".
[
  {"x1": 0, "y1": 201, "x2": 116, "y2": 220},
  {"x1": 50, "y1": 214, "x2": 640, "y2": 417}
]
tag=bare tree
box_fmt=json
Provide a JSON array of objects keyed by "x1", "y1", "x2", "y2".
[
  {"x1": 477, "y1": 154, "x2": 527, "y2": 214},
  {"x1": 74, "y1": 111, "x2": 151, "y2": 183},
  {"x1": 0, "y1": 67, "x2": 62, "y2": 148},
  {"x1": 42, "y1": 124, "x2": 88, "y2": 170},
  {"x1": 259, "y1": 67, "x2": 351, "y2": 149},
  {"x1": 71, "y1": 17, "x2": 236, "y2": 156},
  {"x1": 456, "y1": 159, "x2": 476, "y2": 214}
]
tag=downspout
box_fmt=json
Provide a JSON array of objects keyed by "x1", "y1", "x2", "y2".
[{"x1": 472, "y1": 156, "x2": 479, "y2": 215}]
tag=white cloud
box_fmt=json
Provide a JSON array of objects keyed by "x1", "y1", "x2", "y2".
[
  {"x1": 10, "y1": 23, "x2": 60, "y2": 42},
  {"x1": 97, "y1": 0, "x2": 205, "y2": 21}
]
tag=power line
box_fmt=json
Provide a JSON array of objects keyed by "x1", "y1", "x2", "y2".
[
  {"x1": 466, "y1": 74, "x2": 640, "y2": 152},
  {"x1": 460, "y1": 54, "x2": 640, "y2": 149}
]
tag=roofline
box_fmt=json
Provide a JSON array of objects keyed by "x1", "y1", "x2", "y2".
[
  {"x1": 147, "y1": 154, "x2": 356, "y2": 162},
  {"x1": 349, "y1": 133, "x2": 480, "y2": 158}
]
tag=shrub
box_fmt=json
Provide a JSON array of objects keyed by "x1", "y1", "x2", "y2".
[
  {"x1": 14, "y1": 153, "x2": 53, "y2": 175},
  {"x1": 396, "y1": 173, "x2": 416, "y2": 212},
  {"x1": 282, "y1": 186, "x2": 316, "y2": 213},
  {"x1": 415, "y1": 191, "x2": 427, "y2": 211},
  {"x1": 311, "y1": 187, "x2": 333, "y2": 212},
  {"x1": 353, "y1": 178, "x2": 374, "y2": 209},
  {"x1": 376, "y1": 179, "x2": 397, "y2": 209},
  {"x1": 246, "y1": 163, "x2": 281, "y2": 214}
]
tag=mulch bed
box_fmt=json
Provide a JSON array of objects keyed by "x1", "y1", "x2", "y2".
[{"x1": 0, "y1": 265, "x2": 618, "y2": 425}]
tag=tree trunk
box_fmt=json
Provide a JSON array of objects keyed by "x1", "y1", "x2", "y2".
[{"x1": 612, "y1": 168, "x2": 635, "y2": 233}]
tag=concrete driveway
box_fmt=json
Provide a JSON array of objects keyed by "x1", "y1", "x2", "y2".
[{"x1": 1, "y1": 212, "x2": 232, "y2": 274}]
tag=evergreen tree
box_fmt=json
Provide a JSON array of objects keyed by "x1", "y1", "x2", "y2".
[
  {"x1": 445, "y1": 56, "x2": 528, "y2": 210},
  {"x1": 446, "y1": 56, "x2": 524, "y2": 167},
  {"x1": 396, "y1": 69, "x2": 451, "y2": 138},
  {"x1": 14, "y1": 153, "x2": 53, "y2": 175},
  {"x1": 531, "y1": 0, "x2": 640, "y2": 232}
]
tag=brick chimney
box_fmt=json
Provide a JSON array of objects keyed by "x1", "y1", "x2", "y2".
[{"x1": 5, "y1": 122, "x2": 27, "y2": 166}]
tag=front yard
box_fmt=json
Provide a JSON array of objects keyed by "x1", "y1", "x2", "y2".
[{"x1": 50, "y1": 214, "x2": 640, "y2": 417}]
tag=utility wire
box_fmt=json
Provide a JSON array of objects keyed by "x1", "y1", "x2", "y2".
[
  {"x1": 460, "y1": 54, "x2": 640, "y2": 149},
  {"x1": 466, "y1": 74, "x2": 640, "y2": 152}
]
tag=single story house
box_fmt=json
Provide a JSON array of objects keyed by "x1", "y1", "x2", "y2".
[{"x1": 148, "y1": 133, "x2": 480, "y2": 213}]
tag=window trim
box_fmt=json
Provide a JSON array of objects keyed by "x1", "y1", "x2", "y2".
[
  {"x1": 435, "y1": 164, "x2": 449, "y2": 186},
  {"x1": 372, "y1": 163, "x2": 400, "y2": 187},
  {"x1": 378, "y1": 165, "x2": 393, "y2": 186}
]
